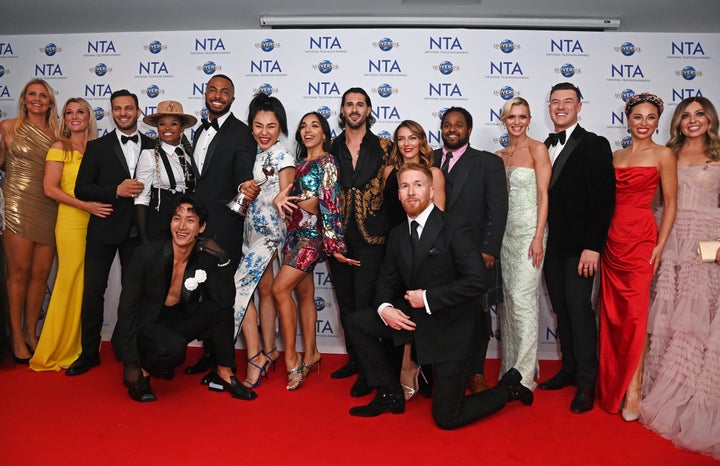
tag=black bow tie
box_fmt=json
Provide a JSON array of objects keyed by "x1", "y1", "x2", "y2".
[
  {"x1": 121, "y1": 134, "x2": 139, "y2": 144},
  {"x1": 546, "y1": 130, "x2": 566, "y2": 146},
  {"x1": 201, "y1": 119, "x2": 220, "y2": 131}
]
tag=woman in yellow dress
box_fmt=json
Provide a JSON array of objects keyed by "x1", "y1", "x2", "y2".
[
  {"x1": 0, "y1": 79, "x2": 59, "y2": 363},
  {"x1": 30, "y1": 98, "x2": 113, "y2": 371}
]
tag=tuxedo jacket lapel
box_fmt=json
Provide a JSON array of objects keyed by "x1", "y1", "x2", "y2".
[
  {"x1": 398, "y1": 223, "x2": 414, "y2": 283},
  {"x1": 411, "y1": 209, "x2": 443, "y2": 282},
  {"x1": 550, "y1": 126, "x2": 583, "y2": 189},
  {"x1": 111, "y1": 131, "x2": 131, "y2": 177}
]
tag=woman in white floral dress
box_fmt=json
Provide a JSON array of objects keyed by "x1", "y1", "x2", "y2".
[{"x1": 233, "y1": 93, "x2": 295, "y2": 388}]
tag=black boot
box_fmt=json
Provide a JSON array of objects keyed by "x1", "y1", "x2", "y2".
[{"x1": 349, "y1": 390, "x2": 405, "y2": 417}]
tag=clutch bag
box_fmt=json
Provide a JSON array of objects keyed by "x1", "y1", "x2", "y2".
[{"x1": 698, "y1": 240, "x2": 720, "y2": 262}]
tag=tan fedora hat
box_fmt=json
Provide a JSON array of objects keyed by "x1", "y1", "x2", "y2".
[{"x1": 143, "y1": 100, "x2": 198, "y2": 129}]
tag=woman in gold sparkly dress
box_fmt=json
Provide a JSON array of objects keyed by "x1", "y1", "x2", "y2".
[{"x1": 0, "y1": 79, "x2": 59, "y2": 363}]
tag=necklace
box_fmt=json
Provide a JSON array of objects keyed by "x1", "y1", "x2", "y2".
[{"x1": 506, "y1": 143, "x2": 528, "y2": 157}]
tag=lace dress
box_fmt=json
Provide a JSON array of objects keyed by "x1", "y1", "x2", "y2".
[
  {"x1": 640, "y1": 165, "x2": 720, "y2": 459},
  {"x1": 499, "y1": 166, "x2": 546, "y2": 390}
]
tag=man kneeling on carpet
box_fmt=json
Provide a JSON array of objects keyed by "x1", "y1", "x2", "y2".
[
  {"x1": 347, "y1": 163, "x2": 532, "y2": 429},
  {"x1": 111, "y1": 194, "x2": 256, "y2": 402}
]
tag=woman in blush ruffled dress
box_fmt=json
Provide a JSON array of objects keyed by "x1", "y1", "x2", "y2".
[
  {"x1": 640, "y1": 96, "x2": 720, "y2": 459},
  {"x1": 0, "y1": 79, "x2": 59, "y2": 363},
  {"x1": 272, "y1": 111, "x2": 351, "y2": 391},
  {"x1": 233, "y1": 93, "x2": 295, "y2": 388},
  {"x1": 495, "y1": 97, "x2": 551, "y2": 391},
  {"x1": 597, "y1": 93, "x2": 677, "y2": 421},
  {"x1": 30, "y1": 98, "x2": 112, "y2": 371}
]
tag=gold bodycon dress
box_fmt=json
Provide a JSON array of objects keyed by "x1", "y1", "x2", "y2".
[{"x1": 2, "y1": 122, "x2": 57, "y2": 245}]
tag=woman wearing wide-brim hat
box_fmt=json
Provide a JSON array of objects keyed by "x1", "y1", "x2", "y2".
[{"x1": 135, "y1": 100, "x2": 198, "y2": 243}]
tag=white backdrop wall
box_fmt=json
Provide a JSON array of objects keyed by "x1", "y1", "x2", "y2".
[{"x1": 1, "y1": 29, "x2": 717, "y2": 359}]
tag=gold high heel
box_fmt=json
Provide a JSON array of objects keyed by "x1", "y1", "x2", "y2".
[
  {"x1": 286, "y1": 357, "x2": 305, "y2": 391},
  {"x1": 302, "y1": 356, "x2": 322, "y2": 378}
]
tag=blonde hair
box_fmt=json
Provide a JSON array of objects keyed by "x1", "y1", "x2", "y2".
[
  {"x1": 13, "y1": 78, "x2": 59, "y2": 137},
  {"x1": 500, "y1": 97, "x2": 531, "y2": 120},
  {"x1": 56, "y1": 98, "x2": 97, "y2": 157}
]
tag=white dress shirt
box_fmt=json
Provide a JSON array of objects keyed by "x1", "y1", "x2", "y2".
[
  {"x1": 549, "y1": 123, "x2": 578, "y2": 165},
  {"x1": 194, "y1": 112, "x2": 232, "y2": 174},
  {"x1": 134, "y1": 141, "x2": 191, "y2": 206},
  {"x1": 377, "y1": 202, "x2": 435, "y2": 324},
  {"x1": 116, "y1": 131, "x2": 141, "y2": 176}
]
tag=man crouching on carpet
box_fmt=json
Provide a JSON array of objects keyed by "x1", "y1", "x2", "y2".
[
  {"x1": 347, "y1": 164, "x2": 532, "y2": 429},
  {"x1": 111, "y1": 194, "x2": 256, "y2": 402}
]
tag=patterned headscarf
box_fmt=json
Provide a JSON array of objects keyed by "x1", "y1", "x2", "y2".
[{"x1": 624, "y1": 92, "x2": 664, "y2": 117}]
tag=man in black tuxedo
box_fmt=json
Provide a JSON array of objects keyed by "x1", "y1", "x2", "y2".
[
  {"x1": 540, "y1": 82, "x2": 615, "y2": 413},
  {"x1": 111, "y1": 195, "x2": 256, "y2": 402},
  {"x1": 347, "y1": 164, "x2": 531, "y2": 428},
  {"x1": 433, "y1": 107, "x2": 508, "y2": 394},
  {"x1": 328, "y1": 87, "x2": 392, "y2": 397},
  {"x1": 67, "y1": 89, "x2": 154, "y2": 376},
  {"x1": 185, "y1": 74, "x2": 257, "y2": 374}
]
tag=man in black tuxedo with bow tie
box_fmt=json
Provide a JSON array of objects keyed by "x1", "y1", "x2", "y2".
[
  {"x1": 111, "y1": 195, "x2": 256, "y2": 402},
  {"x1": 347, "y1": 164, "x2": 531, "y2": 428},
  {"x1": 67, "y1": 89, "x2": 154, "y2": 376},
  {"x1": 540, "y1": 82, "x2": 615, "y2": 413},
  {"x1": 433, "y1": 107, "x2": 508, "y2": 394},
  {"x1": 184, "y1": 74, "x2": 258, "y2": 375}
]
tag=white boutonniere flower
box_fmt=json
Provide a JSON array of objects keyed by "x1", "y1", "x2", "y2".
[{"x1": 184, "y1": 269, "x2": 207, "y2": 291}]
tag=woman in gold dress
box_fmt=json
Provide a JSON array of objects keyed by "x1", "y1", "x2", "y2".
[
  {"x1": 0, "y1": 79, "x2": 59, "y2": 363},
  {"x1": 30, "y1": 97, "x2": 113, "y2": 371}
]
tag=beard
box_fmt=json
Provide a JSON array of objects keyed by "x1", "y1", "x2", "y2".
[
  {"x1": 343, "y1": 112, "x2": 367, "y2": 129},
  {"x1": 205, "y1": 99, "x2": 231, "y2": 117},
  {"x1": 402, "y1": 198, "x2": 430, "y2": 218},
  {"x1": 442, "y1": 134, "x2": 469, "y2": 150}
]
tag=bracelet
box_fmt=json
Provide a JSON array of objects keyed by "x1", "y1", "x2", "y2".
[{"x1": 217, "y1": 259, "x2": 231, "y2": 268}]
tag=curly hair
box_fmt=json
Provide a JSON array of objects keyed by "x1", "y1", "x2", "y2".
[{"x1": 388, "y1": 120, "x2": 434, "y2": 169}]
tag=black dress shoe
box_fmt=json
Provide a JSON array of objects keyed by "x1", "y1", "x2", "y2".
[
  {"x1": 65, "y1": 355, "x2": 100, "y2": 376},
  {"x1": 200, "y1": 369, "x2": 214, "y2": 386},
  {"x1": 499, "y1": 368, "x2": 533, "y2": 405},
  {"x1": 331, "y1": 360, "x2": 359, "y2": 379},
  {"x1": 185, "y1": 350, "x2": 216, "y2": 375},
  {"x1": 571, "y1": 387, "x2": 595, "y2": 413},
  {"x1": 206, "y1": 371, "x2": 258, "y2": 401},
  {"x1": 509, "y1": 384, "x2": 534, "y2": 406},
  {"x1": 538, "y1": 370, "x2": 575, "y2": 390},
  {"x1": 127, "y1": 376, "x2": 157, "y2": 403},
  {"x1": 350, "y1": 374, "x2": 372, "y2": 397},
  {"x1": 349, "y1": 391, "x2": 405, "y2": 417},
  {"x1": 498, "y1": 368, "x2": 522, "y2": 388}
]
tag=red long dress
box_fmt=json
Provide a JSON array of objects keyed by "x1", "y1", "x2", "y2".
[{"x1": 598, "y1": 166, "x2": 659, "y2": 413}]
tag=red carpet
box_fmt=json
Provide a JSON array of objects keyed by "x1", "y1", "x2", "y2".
[{"x1": 0, "y1": 345, "x2": 716, "y2": 466}]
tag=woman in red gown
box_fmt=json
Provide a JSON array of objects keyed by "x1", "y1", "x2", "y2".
[{"x1": 598, "y1": 93, "x2": 677, "y2": 420}]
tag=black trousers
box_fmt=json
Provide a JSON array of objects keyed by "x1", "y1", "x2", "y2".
[
  {"x1": 137, "y1": 301, "x2": 236, "y2": 377},
  {"x1": 347, "y1": 310, "x2": 508, "y2": 430},
  {"x1": 543, "y1": 250, "x2": 598, "y2": 389},
  {"x1": 80, "y1": 238, "x2": 138, "y2": 359},
  {"x1": 327, "y1": 222, "x2": 385, "y2": 360}
]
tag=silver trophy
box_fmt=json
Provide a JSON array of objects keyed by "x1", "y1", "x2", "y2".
[{"x1": 226, "y1": 163, "x2": 275, "y2": 216}]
